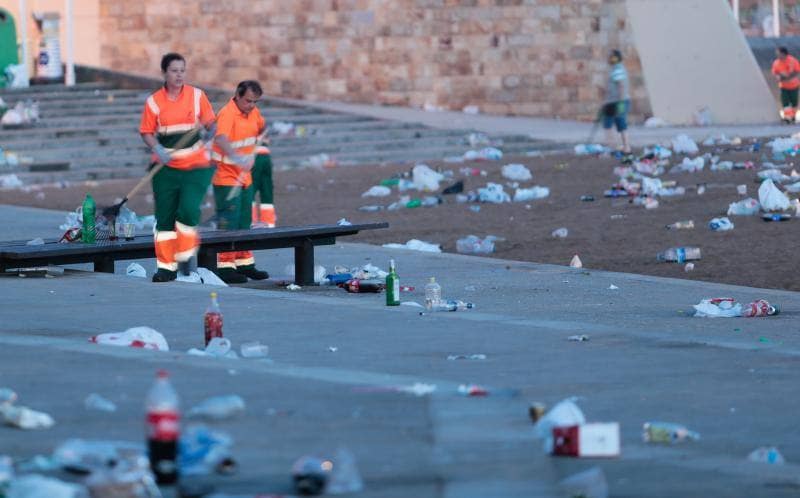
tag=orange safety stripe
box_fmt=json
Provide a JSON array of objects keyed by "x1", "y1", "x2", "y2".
[
  {"x1": 217, "y1": 251, "x2": 238, "y2": 269},
  {"x1": 174, "y1": 221, "x2": 199, "y2": 261},
  {"x1": 154, "y1": 231, "x2": 178, "y2": 271}
]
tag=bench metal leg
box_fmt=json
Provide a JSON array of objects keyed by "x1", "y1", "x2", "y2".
[
  {"x1": 198, "y1": 249, "x2": 217, "y2": 272},
  {"x1": 294, "y1": 238, "x2": 315, "y2": 285},
  {"x1": 93, "y1": 256, "x2": 114, "y2": 273}
]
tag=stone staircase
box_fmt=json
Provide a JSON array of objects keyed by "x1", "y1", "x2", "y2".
[{"x1": 0, "y1": 81, "x2": 563, "y2": 184}]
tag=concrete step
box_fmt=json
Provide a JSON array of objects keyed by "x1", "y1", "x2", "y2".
[
  {"x1": 0, "y1": 82, "x2": 113, "y2": 97},
  {"x1": 35, "y1": 103, "x2": 335, "y2": 120}
]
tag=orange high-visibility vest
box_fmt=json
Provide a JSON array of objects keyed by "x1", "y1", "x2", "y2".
[
  {"x1": 139, "y1": 85, "x2": 215, "y2": 170},
  {"x1": 772, "y1": 56, "x2": 800, "y2": 90},
  {"x1": 211, "y1": 99, "x2": 268, "y2": 187}
]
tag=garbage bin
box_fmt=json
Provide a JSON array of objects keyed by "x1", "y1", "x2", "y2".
[
  {"x1": 34, "y1": 12, "x2": 62, "y2": 82},
  {"x1": 0, "y1": 8, "x2": 19, "y2": 88}
]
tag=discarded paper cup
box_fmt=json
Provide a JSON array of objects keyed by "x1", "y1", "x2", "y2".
[{"x1": 240, "y1": 341, "x2": 269, "y2": 358}]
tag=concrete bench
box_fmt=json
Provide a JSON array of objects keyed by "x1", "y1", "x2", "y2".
[{"x1": 0, "y1": 223, "x2": 389, "y2": 285}]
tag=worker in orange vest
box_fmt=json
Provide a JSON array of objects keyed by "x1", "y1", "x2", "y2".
[
  {"x1": 772, "y1": 46, "x2": 800, "y2": 123},
  {"x1": 210, "y1": 80, "x2": 272, "y2": 284},
  {"x1": 139, "y1": 53, "x2": 216, "y2": 282}
]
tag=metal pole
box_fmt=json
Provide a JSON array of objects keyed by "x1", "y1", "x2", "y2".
[
  {"x1": 773, "y1": 0, "x2": 780, "y2": 37},
  {"x1": 18, "y1": 0, "x2": 30, "y2": 83},
  {"x1": 64, "y1": 0, "x2": 75, "y2": 85}
]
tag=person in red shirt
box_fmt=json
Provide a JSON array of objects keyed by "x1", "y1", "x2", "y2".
[
  {"x1": 772, "y1": 46, "x2": 800, "y2": 123},
  {"x1": 210, "y1": 80, "x2": 272, "y2": 283},
  {"x1": 139, "y1": 53, "x2": 216, "y2": 282}
]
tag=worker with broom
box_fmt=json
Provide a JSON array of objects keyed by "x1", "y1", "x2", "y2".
[
  {"x1": 210, "y1": 80, "x2": 272, "y2": 284},
  {"x1": 139, "y1": 53, "x2": 216, "y2": 282}
]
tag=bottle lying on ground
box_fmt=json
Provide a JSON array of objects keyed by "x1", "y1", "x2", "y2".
[
  {"x1": 656, "y1": 247, "x2": 701, "y2": 263},
  {"x1": 432, "y1": 300, "x2": 475, "y2": 312}
]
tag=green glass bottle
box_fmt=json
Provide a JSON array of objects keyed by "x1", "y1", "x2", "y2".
[
  {"x1": 81, "y1": 193, "x2": 96, "y2": 244},
  {"x1": 386, "y1": 259, "x2": 400, "y2": 306}
]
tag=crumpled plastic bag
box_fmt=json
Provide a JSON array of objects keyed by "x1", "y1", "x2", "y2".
[
  {"x1": 0, "y1": 404, "x2": 55, "y2": 430},
  {"x1": 513, "y1": 186, "x2": 549, "y2": 202},
  {"x1": 180, "y1": 425, "x2": 235, "y2": 476},
  {"x1": 769, "y1": 136, "x2": 800, "y2": 155},
  {"x1": 533, "y1": 398, "x2": 586, "y2": 452},
  {"x1": 125, "y1": 263, "x2": 146, "y2": 278},
  {"x1": 574, "y1": 144, "x2": 606, "y2": 155},
  {"x1": 708, "y1": 217, "x2": 734, "y2": 231},
  {"x1": 642, "y1": 177, "x2": 662, "y2": 196},
  {"x1": 758, "y1": 179, "x2": 790, "y2": 212},
  {"x1": 757, "y1": 169, "x2": 791, "y2": 183},
  {"x1": 727, "y1": 198, "x2": 760, "y2": 216},
  {"x1": 671, "y1": 157, "x2": 704, "y2": 173},
  {"x1": 463, "y1": 147, "x2": 503, "y2": 161},
  {"x1": 456, "y1": 235, "x2": 499, "y2": 254},
  {"x1": 53, "y1": 439, "x2": 143, "y2": 473},
  {"x1": 693, "y1": 298, "x2": 742, "y2": 318},
  {"x1": 382, "y1": 239, "x2": 442, "y2": 253},
  {"x1": 501, "y1": 163, "x2": 532, "y2": 181},
  {"x1": 0, "y1": 174, "x2": 24, "y2": 189},
  {"x1": 412, "y1": 164, "x2": 445, "y2": 191},
  {"x1": 478, "y1": 183, "x2": 510, "y2": 203},
  {"x1": 89, "y1": 326, "x2": 169, "y2": 351},
  {"x1": 361, "y1": 185, "x2": 391, "y2": 198},
  {"x1": 671, "y1": 134, "x2": 699, "y2": 154}
]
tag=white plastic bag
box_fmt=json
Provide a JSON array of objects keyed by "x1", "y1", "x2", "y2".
[
  {"x1": 693, "y1": 298, "x2": 742, "y2": 318},
  {"x1": 360, "y1": 185, "x2": 391, "y2": 198},
  {"x1": 125, "y1": 263, "x2": 146, "y2": 278},
  {"x1": 671, "y1": 134, "x2": 699, "y2": 154},
  {"x1": 727, "y1": 198, "x2": 760, "y2": 216},
  {"x1": 412, "y1": 164, "x2": 444, "y2": 191},
  {"x1": 513, "y1": 186, "x2": 549, "y2": 202},
  {"x1": 456, "y1": 235, "x2": 498, "y2": 254},
  {"x1": 501, "y1": 163, "x2": 532, "y2": 181},
  {"x1": 382, "y1": 239, "x2": 442, "y2": 253},
  {"x1": 478, "y1": 183, "x2": 511, "y2": 203},
  {"x1": 758, "y1": 179, "x2": 790, "y2": 212},
  {"x1": 90, "y1": 326, "x2": 169, "y2": 351},
  {"x1": 0, "y1": 404, "x2": 55, "y2": 430}
]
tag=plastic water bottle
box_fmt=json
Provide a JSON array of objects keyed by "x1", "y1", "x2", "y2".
[
  {"x1": 656, "y1": 247, "x2": 701, "y2": 263},
  {"x1": 385, "y1": 260, "x2": 400, "y2": 306},
  {"x1": 665, "y1": 220, "x2": 694, "y2": 230},
  {"x1": 146, "y1": 370, "x2": 180, "y2": 485},
  {"x1": 424, "y1": 278, "x2": 442, "y2": 310},
  {"x1": 204, "y1": 292, "x2": 223, "y2": 346},
  {"x1": 81, "y1": 193, "x2": 96, "y2": 243},
  {"x1": 433, "y1": 300, "x2": 475, "y2": 312}
]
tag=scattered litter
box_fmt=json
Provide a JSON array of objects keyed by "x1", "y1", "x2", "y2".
[
  {"x1": 533, "y1": 398, "x2": 586, "y2": 452},
  {"x1": 456, "y1": 235, "x2": 499, "y2": 254},
  {"x1": 657, "y1": 246, "x2": 701, "y2": 263},
  {"x1": 644, "y1": 116, "x2": 669, "y2": 128},
  {"x1": 684, "y1": 263, "x2": 695, "y2": 272},
  {"x1": 188, "y1": 395, "x2": 246, "y2": 420},
  {"x1": 478, "y1": 182, "x2": 511, "y2": 203},
  {"x1": 672, "y1": 156, "x2": 704, "y2": 173},
  {"x1": 285, "y1": 263, "x2": 327, "y2": 283},
  {"x1": 196, "y1": 267, "x2": 228, "y2": 286},
  {"x1": 671, "y1": 134, "x2": 699, "y2": 154},
  {"x1": 382, "y1": 239, "x2": 442, "y2": 253},
  {"x1": 553, "y1": 422, "x2": 621, "y2": 457},
  {"x1": 558, "y1": 467, "x2": 609, "y2": 498},
  {"x1": 462, "y1": 105, "x2": 480, "y2": 114},
  {"x1": 291, "y1": 447, "x2": 363, "y2": 496},
  {"x1": 747, "y1": 446, "x2": 785, "y2": 465},
  {"x1": 693, "y1": 298, "x2": 779, "y2": 318},
  {"x1": 758, "y1": 179, "x2": 790, "y2": 212},
  {"x1": 643, "y1": 421, "x2": 700, "y2": 444},
  {"x1": 90, "y1": 326, "x2": 169, "y2": 351},
  {"x1": 0, "y1": 388, "x2": 17, "y2": 405},
  {"x1": 336, "y1": 218, "x2": 352, "y2": 226},
  {"x1": 708, "y1": 217, "x2": 734, "y2": 231},
  {"x1": 762, "y1": 212, "x2": 792, "y2": 222},
  {"x1": 412, "y1": 164, "x2": 445, "y2": 191},
  {"x1": 694, "y1": 106, "x2": 713, "y2": 126},
  {"x1": 180, "y1": 425, "x2": 236, "y2": 476},
  {"x1": 6, "y1": 474, "x2": 84, "y2": 498},
  {"x1": 469, "y1": 205, "x2": 481, "y2": 212},
  {"x1": 551, "y1": 227, "x2": 568, "y2": 238},
  {"x1": 396, "y1": 383, "x2": 437, "y2": 396},
  {"x1": 513, "y1": 186, "x2": 550, "y2": 202},
  {"x1": 574, "y1": 144, "x2": 606, "y2": 155},
  {"x1": 0, "y1": 404, "x2": 55, "y2": 430},
  {"x1": 25, "y1": 237, "x2": 44, "y2": 246},
  {"x1": 570, "y1": 255, "x2": 583, "y2": 268},
  {"x1": 501, "y1": 163, "x2": 532, "y2": 181},
  {"x1": 458, "y1": 384, "x2": 489, "y2": 396},
  {"x1": 361, "y1": 185, "x2": 391, "y2": 197},
  {"x1": 727, "y1": 198, "x2": 760, "y2": 216},
  {"x1": 568, "y1": 335, "x2": 589, "y2": 342},
  {"x1": 737, "y1": 184, "x2": 748, "y2": 195},
  {"x1": 608, "y1": 284, "x2": 619, "y2": 290},
  {"x1": 328, "y1": 346, "x2": 338, "y2": 352},
  {"x1": 125, "y1": 263, "x2": 146, "y2": 278},
  {"x1": 463, "y1": 147, "x2": 503, "y2": 161},
  {"x1": 0, "y1": 174, "x2": 23, "y2": 189},
  {"x1": 666, "y1": 220, "x2": 694, "y2": 230},
  {"x1": 240, "y1": 341, "x2": 269, "y2": 358},
  {"x1": 305, "y1": 153, "x2": 337, "y2": 169},
  {"x1": 447, "y1": 354, "x2": 486, "y2": 361},
  {"x1": 757, "y1": 169, "x2": 791, "y2": 183},
  {"x1": 84, "y1": 393, "x2": 117, "y2": 413}
]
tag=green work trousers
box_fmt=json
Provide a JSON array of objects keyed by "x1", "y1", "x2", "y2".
[
  {"x1": 251, "y1": 154, "x2": 274, "y2": 204},
  {"x1": 213, "y1": 184, "x2": 254, "y2": 230},
  {"x1": 151, "y1": 165, "x2": 213, "y2": 231}
]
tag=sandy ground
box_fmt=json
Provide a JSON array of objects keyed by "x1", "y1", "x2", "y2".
[{"x1": 2, "y1": 141, "x2": 799, "y2": 292}]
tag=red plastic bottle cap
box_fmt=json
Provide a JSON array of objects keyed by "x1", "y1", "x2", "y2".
[{"x1": 156, "y1": 369, "x2": 169, "y2": 379}]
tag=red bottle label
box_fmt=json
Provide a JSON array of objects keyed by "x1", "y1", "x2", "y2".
[
  {"x1": 147, "y1": 410, "x2": 179, "y2": 441},
  {"x1": 204, "y1": 311, "x2": 223, "y2": 345}
]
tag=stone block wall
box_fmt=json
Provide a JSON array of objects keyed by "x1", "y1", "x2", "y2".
[{"x1": 98, "y1": 0, "x2": 652, "y2": 121}]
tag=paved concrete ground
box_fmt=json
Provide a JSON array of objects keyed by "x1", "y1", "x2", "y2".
[
  {"x1": 282, "y1": 98, "x2": 800, "y2": 148},
  {"x1": 2, "y1": 204, "x2": 800, "y2": 497}
]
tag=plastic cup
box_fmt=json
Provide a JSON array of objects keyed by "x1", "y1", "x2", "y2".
[
  {"x1": 122, "y1": 223, "x2": 135, "y2": 241},
  {"x1": 240, "y1": 341, "x2": 269, "y2": 358}
]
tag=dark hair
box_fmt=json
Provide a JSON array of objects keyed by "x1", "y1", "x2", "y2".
[
  {"x1": 160, "y1": 53, "x2": 185, "y2": 73},
  {"x1": 610, "y1": 49, "x2": 623, "y2": 62},
  {"x1": 779, "y1": 46, "x2": 790, "y2": 56},
  {"x1": 236, "y1": 80, "x2": 263, "y2": 98}
]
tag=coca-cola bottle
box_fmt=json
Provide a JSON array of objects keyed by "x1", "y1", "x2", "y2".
[
  {"x1": 204, "y1": 292, "x2": 223, "y2": 346},
  {"x1": 146, "y1": 370, "x2": 180, "y2": 485},
  {"x1": 342, "y1": 279, "x2": 384, "y2": 293}
]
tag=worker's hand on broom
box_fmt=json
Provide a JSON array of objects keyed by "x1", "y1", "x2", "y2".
[{"x1": 152, "y1": 144, "x2": 172, "y2": 165}]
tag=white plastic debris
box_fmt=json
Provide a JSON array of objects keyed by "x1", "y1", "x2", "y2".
[
  {"x1": 412, "y1": 164, "x2": 445, "y2": 191},
  {"x1": 757, "y1": 169, "x2": 791, "y2": 183},
  {"x1": 90, "y1": 326, "x2": 169, "y2": 351},
  {"x1": 463, "y1": 147, "x2": 503, "y2": 161},
  {"x1": 727, "y1": 198, "x2": 760, "y2": 216},
  {"x1": 0, "y1": 174, "x2": 23, "y2": 189},
  {"x1": 768, "y1": 136, "x2": 800, "y2": 154},
  {"x1": 785, "y1": 181, "x2": 800, "y2": 193},
  {"x1": 551, "y1": 228, "x2": 568, "y2": 238},
  {"x1": 382, "y1": 239, "x2": 442, "y2": 253},
  {"x1": 286, "y1": 284, "x2": 302, "y2": 291},
  {"x1": 361, "y1": 185, "x2": 391, "y2": 198},
  {"x1": 684, "y1": 263, "x2": 695, "y2": 272},
  {"x1": 396, "y1": 383, "x2": 437, "y2": 396},
  {"x1": 671, "y1": 134, "x2": 699, "y2": 154},
  {"x1": 0, "y1": 404, "x2": 55, "y2": 430},
  {"x1": 188, "y1": 395, "x2": 246, "y2": 420},
  {"x1": 758, "y1": 179, "x2": 791, "y2": 212},
  {"x1": 125, "y1": 263, "x2": 147, "y2": 278},
  {"x1": 673, "y1": 157, "x2": 704, "y2": 173},
  {"x1": 456, "y1": 235, "x2": 498, "y2": 254},
  {"x1": 533, "y1": 398, "x2": 586, "y2": 452},
  {"x1": 693, "y1": 298, "x2": 742, "y2": 318},
  {"x1": 176, "y1": 271, "x2": 203, "y2": 284},
  {"x1": 478, "y1": 182, "x2": 511, "y2": 203},
  {"x1": 570, "y1": 255, "x2": 583, "y2": 268},
  {"x1": 25, "y1": 238, "x2": 44, "y2": 246},
  {"x1": 196, "y1": 267, "x2": 228, "y2": 286},
  {"x1": 513, "y1": 186, "x2": 549, "y2": 202},
  {"x1": 337, "y1": 218, "x2": 352, "y2": 226},
  {"x1": 608, "y1": 284, "x2": 619, "y2": 290},
  {"x1": 84, "y1": 393, "x2": 117, "y2": 413},
  {"x1": 747, "y1": 446, "x2": 786, "y2": 465},
  {"x1": 708, "y1": 217, "x2": 734, "y2": 231},
  {"x1": 501, "y1": 163, "x2": 532, "y2": 181},
  {"x1": 574, "y1": 144, "x2": 606, "y2": 155}
]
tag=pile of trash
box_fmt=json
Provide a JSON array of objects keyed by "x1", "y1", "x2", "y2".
[
  {"x1": 0, "y1": 99, "x2": 39, "y2": 127},
  {"x1": 693, "y1": 298, "x2": 780, "y2": 318}
]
